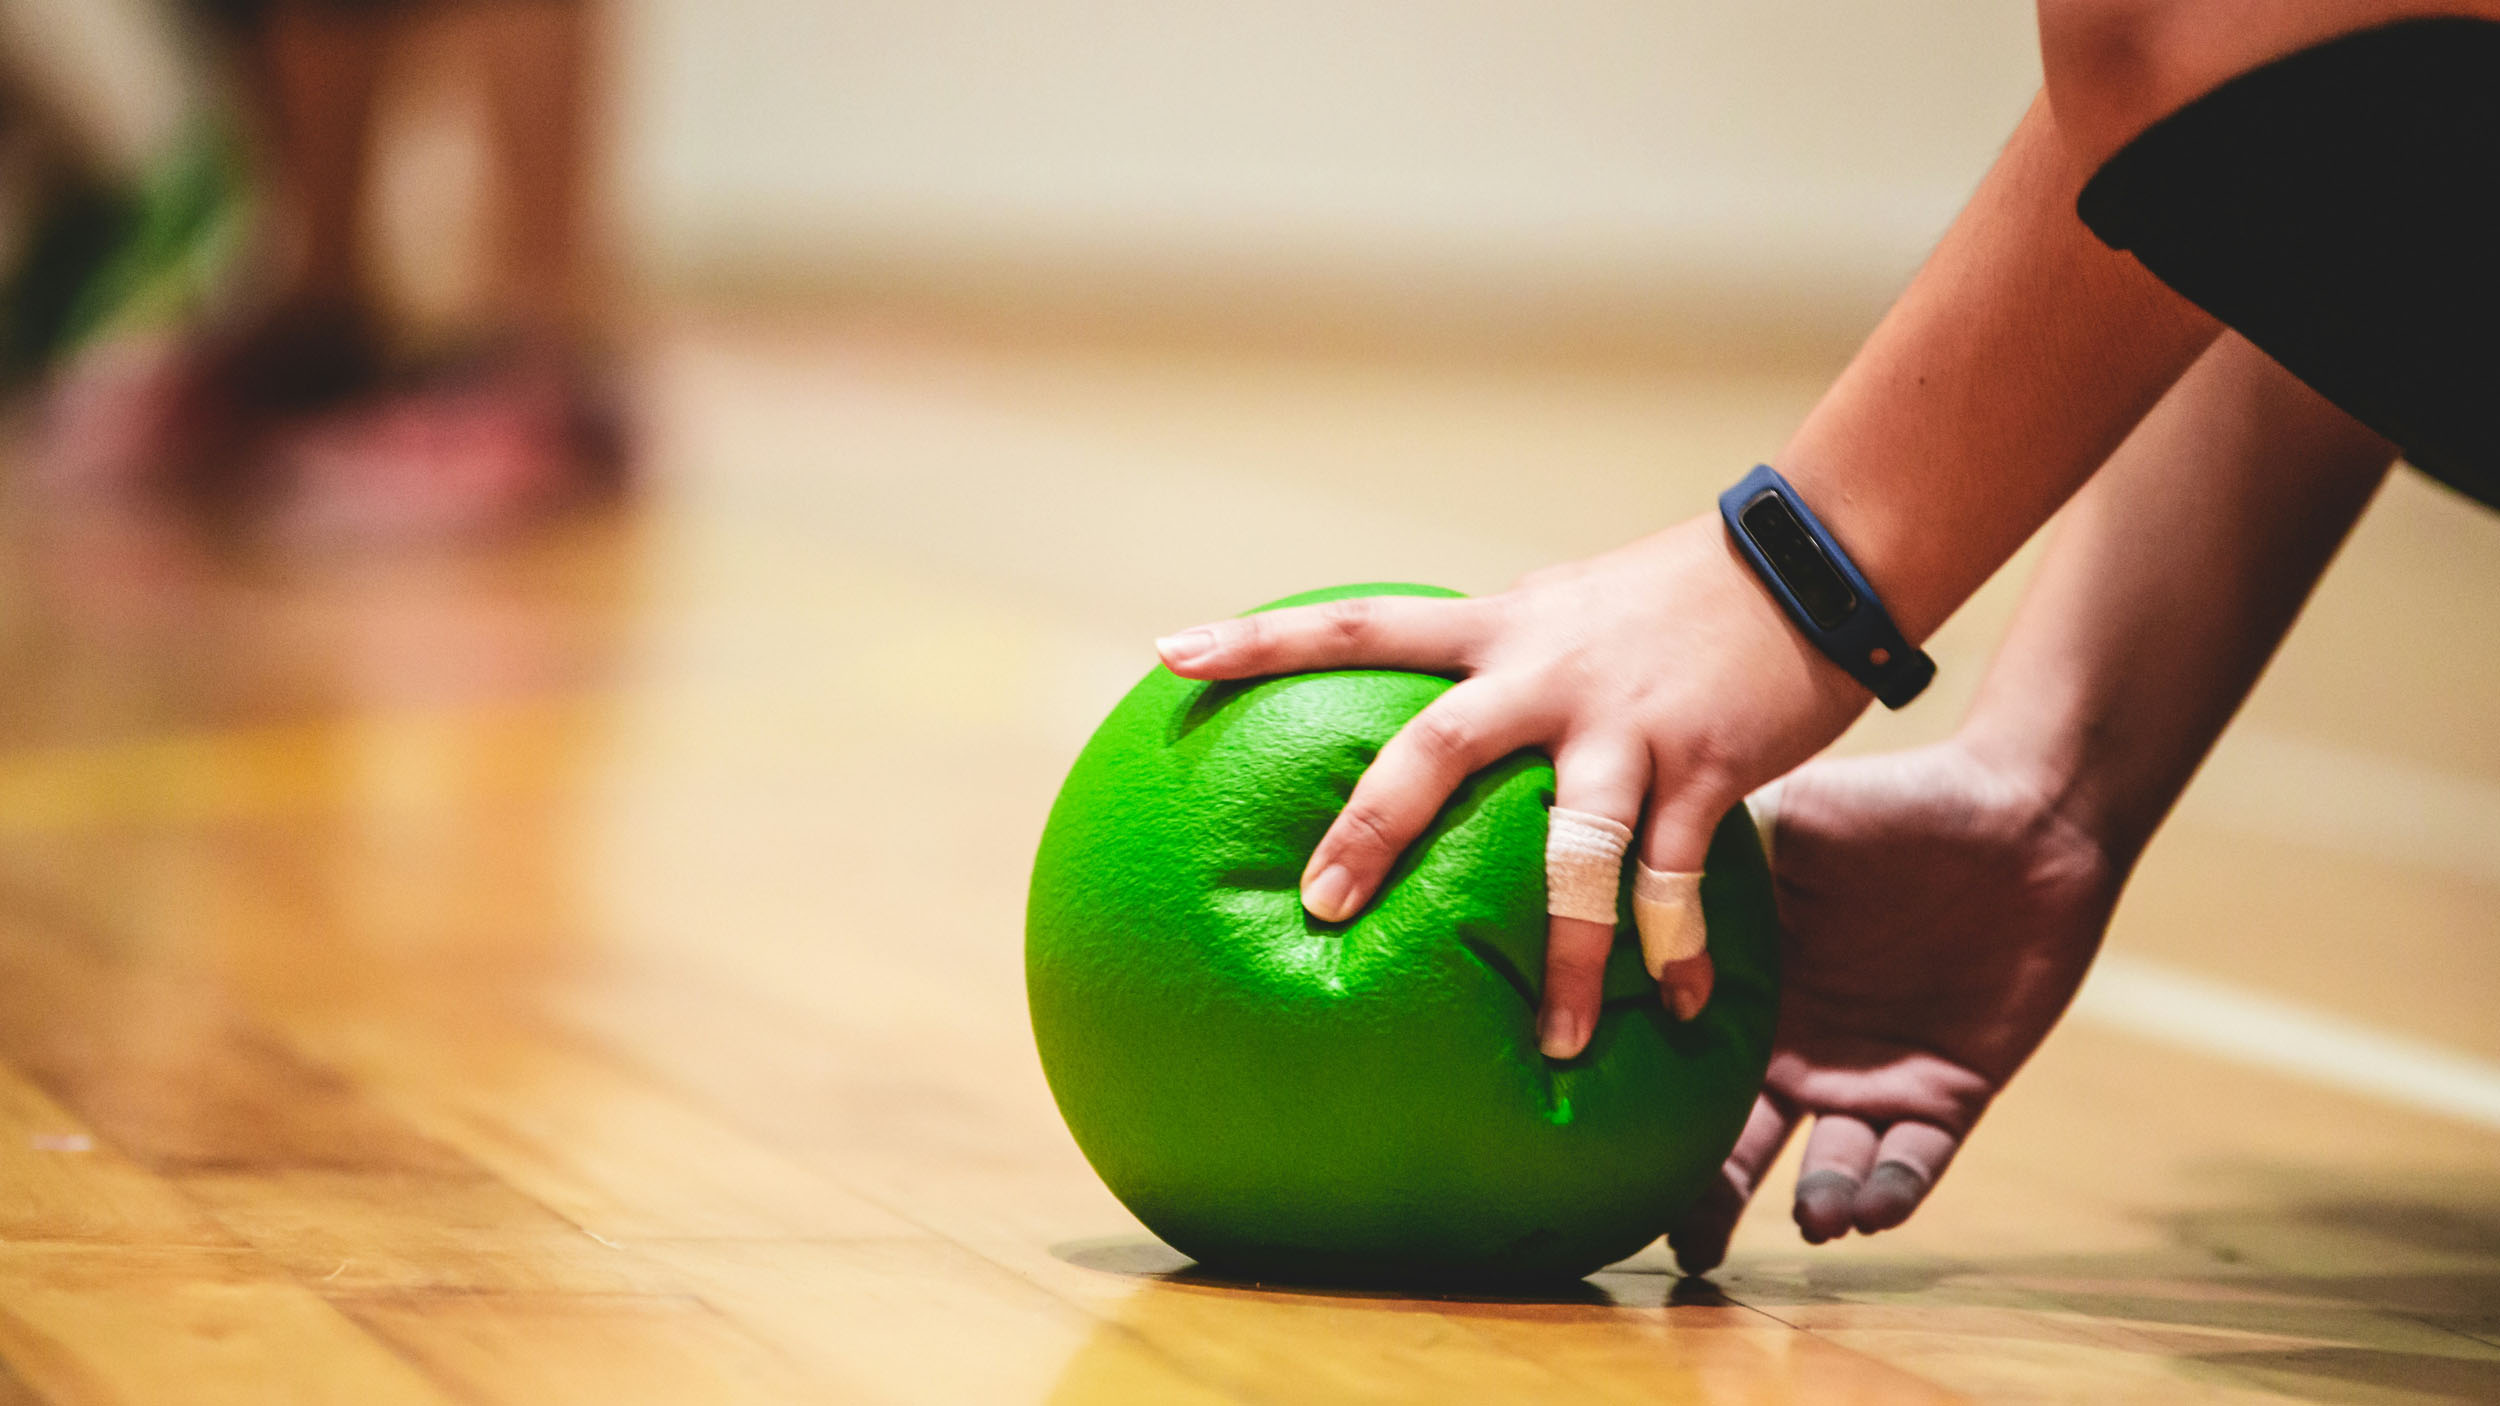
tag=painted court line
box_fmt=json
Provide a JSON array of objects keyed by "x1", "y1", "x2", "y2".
[
  {"x1": 2074, "y1": 952, "x2": 2500, "y2": 1132},
  {"x1": 2185, "y1": 728, "x2": 2500, "y2": 890}
]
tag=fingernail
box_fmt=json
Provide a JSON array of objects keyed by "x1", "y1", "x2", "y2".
[
  {"x1": 1155, "y1": 628, "x2": 1216, "y2": 667},
  {"x1": 1793, "y1": 1170, "x2": 1859, "y2": 1244},
  {"x1": 1671, "y1": 985, "x2": 1705, "y2": 1022},
  {"x1": 1302, "y1": 864, "x2": 1358, "y2": 923},
  {"x1": 1855, "y1": 1161, "x2": 1929, "y2": 1234},
  {"x1": 1537, "y1": 1004, "x2": 1586, "y2": 1060}
]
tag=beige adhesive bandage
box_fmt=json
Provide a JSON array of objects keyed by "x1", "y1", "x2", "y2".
[
  {"x1": 1632, "y1": 864, "x2": 1707, "y2": 975},
  {"x1": 1544, "y1": 807, "x2": 1631, "y2": 924}
]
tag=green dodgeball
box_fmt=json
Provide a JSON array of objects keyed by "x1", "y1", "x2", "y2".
[{"x1": 1026, "y1": 582, "x2": 1780, "y2": 1286}]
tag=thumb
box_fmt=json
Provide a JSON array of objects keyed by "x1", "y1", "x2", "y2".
[{"x1": 1668, "y1": 1093, "x2": 1796, "y2": 1275}]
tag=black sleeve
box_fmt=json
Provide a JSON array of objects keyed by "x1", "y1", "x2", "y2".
[{"x1": 2077, "y1": 18, "x2": 2500, "y2": 507}]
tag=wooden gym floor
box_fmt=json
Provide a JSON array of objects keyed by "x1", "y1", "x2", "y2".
[{"x1": 0, "y1": 313, "x2": 2493, "y2": 1403}]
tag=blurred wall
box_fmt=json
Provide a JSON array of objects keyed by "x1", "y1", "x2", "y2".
[{"x1": 618, "y1": 1, "x2": 2044, "y2": 352}]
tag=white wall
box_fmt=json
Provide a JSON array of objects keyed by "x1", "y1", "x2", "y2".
[{"x1": 618, "y1": 1, "x2": 2045, "y2": 341}]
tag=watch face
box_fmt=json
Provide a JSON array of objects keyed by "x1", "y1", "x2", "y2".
[{"x1": 1739, "y1": 492, "x2": 1858, "y2": 631}]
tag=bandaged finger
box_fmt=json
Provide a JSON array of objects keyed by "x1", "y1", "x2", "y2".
[
  {"x1": 1633, "y1": 864, "x2": 1707, "y2": 974},
  {"x1": 1544, "y1": 807, "x2": 1631, "y2": 924}
]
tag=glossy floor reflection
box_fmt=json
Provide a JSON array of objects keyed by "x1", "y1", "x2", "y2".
[{"x1": 0, "y1": 314, "x2": 2492, "y2": 1402}]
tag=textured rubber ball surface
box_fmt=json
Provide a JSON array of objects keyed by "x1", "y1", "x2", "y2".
[{"x1": 1026, "y1": 583, "x2": 1781, "y2": 1287}]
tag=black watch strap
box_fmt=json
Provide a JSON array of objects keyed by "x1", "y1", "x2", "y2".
[{"x1": 1718, "y1": 464, "x2": 1935, "y2": 710}]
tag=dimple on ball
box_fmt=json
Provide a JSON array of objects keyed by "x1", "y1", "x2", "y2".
[{"x1": 1026, "y1": 583, "x2": 1781, "y2": 1286}]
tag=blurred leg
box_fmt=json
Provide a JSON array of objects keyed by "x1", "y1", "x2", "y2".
[
  {"x1": 474, "y1": 0, "x2": 599, "y2": 343},
  {"x1": 33, "y1": 0, "x2": 392, "y2": 498},
  {"x1": 263, "y1": 0, "x2": 626, "y2": 543},
  {"x1": 248, "y1": 0, "x2": 388, "y2": 317}
]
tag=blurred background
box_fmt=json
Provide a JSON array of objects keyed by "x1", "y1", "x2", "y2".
[
  {"x1": 0, "y1": 5, "x2": 2496, "y2": 1400},
  {"x1": 0, "y1": 0, "x2": 2053, "y2": 555},
  {"x1": 618, "y1": 1, "x2": 2037, "y2": 357},
  {"x1": 4, "y1": 0, "x2": 2043, "y2": 383}
]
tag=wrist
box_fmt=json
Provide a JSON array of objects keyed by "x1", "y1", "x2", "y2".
[
  {"x1": 1719, "y1": 465, "x2": 1937, "y2": 710},
  {"x1": 1695, "y1": 516, "x2": 1885, "y2": 725},
  {"x1": 1773, "y1": 458, "x2": 1976, "y2": 647},
  {"x1": 1954, "y1": 710, "x2": 2158, "y2": 872}
]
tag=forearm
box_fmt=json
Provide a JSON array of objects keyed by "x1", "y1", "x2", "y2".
[
  {"x1": 1775, "y1": 94, "x2": 2218, "y2": 642},
  {"x1": 1958, "y1": 334, "x2": 2396, "y2": 865}
]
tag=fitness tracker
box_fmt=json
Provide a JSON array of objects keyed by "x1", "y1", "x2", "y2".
[{"x1": 1718, "y1": 464, "x2": 1934, "y2": 709}]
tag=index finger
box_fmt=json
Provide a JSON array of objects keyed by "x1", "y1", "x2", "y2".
[{"x1": 1156, "y1": 594, "x2": 1486, "y2": 679}]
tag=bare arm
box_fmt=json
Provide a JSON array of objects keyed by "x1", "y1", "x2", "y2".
[
  {"x1": 1776, "y1": 93, "x2": 2216, "y2": 642},
  {"x1": 1158, "y1": 0, "x2": 2448, "y2": 1045},
  {"x1": 1668, "y1": 335, "x2": 2397, "y2": 1269},
  {"x1": 1161, "y1": 91, "x2": 2214, "y2": 1047},
  {"x1": 1964, "y1": 334, "x2": 2399, "y2": 867},
  {"x1": 2036, "y1": 0, "x2": 2500, "y2": 170}
]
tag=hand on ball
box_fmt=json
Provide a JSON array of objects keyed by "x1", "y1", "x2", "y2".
[{"x1": 1158, "y1": 518, "x2": 1871, "y2": 1055}]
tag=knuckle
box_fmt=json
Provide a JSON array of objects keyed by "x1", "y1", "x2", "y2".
[
  {"x1": 1404, "y1": 705, "x2": 1478, "y2": 769},
  {"x1": 1545, "y1": 938, "x2": 1610, "y2": 984},
  {"x1": 1548, "y1": 650, "x2": 1607, "y2": 698},
  {"x1": 1476, "y1": 590, "x2": 1523, "y2": 633},
  {"x1": 1226, "y1": 613, "x2": 1268, "y2": 659},
  {"x1": 1331, "y1": 803, "x2": 1403, "y2": 863},
  {"x1": 1655, "y1": 725, "x2": 1742, "y2": 806},
  {"x1": 1315, "y1": 597, "x2": 1376, "y2": 646}
]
